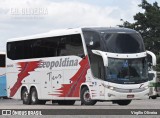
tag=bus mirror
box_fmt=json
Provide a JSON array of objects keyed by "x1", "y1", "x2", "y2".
[
  {"x1": 92, "y1": 50, "x2": 108, "y2": 67},
  {"x1": 146, "y1": 51, "x2": 156, "y2": 66}
]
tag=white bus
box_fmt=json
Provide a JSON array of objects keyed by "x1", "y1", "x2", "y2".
[{"x1": 6, "y1": 27, "x2": 155, "y2": 105}]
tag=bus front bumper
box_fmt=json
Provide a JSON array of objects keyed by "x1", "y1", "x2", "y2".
[{"x1": 104, "y1": 88, "x2": 149, "y2": 100}]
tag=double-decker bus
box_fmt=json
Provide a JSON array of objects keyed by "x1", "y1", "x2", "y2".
[
  {"x1": 0, "y1": 52, "x2": 7, "y2": 98},
  {"x1": 6, "y1": 27, "x2": 154, "y2": 105}
]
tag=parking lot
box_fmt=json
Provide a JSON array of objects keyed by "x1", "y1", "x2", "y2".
[
  {"x1": 0, "y1": 98, "x2": 160, "y2": 118},
  {"x1": 0, "y1": 98, "x2": 160, "y2": 109}
]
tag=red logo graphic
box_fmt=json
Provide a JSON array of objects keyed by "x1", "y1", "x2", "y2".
[
  {"x1": 10, "y1": 61, "x2": 40, "y2": 97},
  {"x1": 50, "y1": 56, "x2": 90, "y2": 97}
]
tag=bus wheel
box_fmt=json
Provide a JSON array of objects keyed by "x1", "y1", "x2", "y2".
[
  {"x1": 22, "y1": 88, "x2": 30, "y2": 105},
  {"x1": 80, "y1": 87, "x2": 97, "y2": 105},
  {"x1": 30, "y1": 88, "x2": 39, "y2": 105},
  {"x1": 114, "y1": 100, "x2": 132, "y2": 106},
  {"x1": 57, "y1": 100, "x2": 75, "y2": 105},
  {"x1": 150, "y1": 96, "x2": 157, "y2": 99}
]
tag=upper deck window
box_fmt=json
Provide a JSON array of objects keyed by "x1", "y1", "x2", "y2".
[
  {"x1": 104, "y1": 33, "x2": 145, "y2": 53},
  {"x1": 82, "y1": 31, "x2": 101, "y2": 50},
  {"x1": 7, "y1": 34, "x2": 84, "y2": 60}
]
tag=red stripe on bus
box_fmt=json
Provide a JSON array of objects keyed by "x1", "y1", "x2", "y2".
[
  {"x1": 10, "y1": 61, "x2": 40, "y2": 97},
  {"x1": 57, "y1": 56, "x2": 90, "y2": 97}
]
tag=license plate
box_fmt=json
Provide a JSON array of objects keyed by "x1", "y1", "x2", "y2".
[{"x1": 127, "y1": 95, "x2": 134, "y2": 98}]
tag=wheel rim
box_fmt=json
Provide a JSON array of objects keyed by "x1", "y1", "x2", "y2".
[
  {"x1": 83, "y1": 90, "x2": 91, "y2": 102},
  {"x1": 23, "y1": 91, "x2": 28, "y2": 102},
  {"x1": 31, "y1": 91, "x2": 36, "y2": 102}
]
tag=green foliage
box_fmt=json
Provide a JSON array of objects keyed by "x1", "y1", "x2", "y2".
[
  {"x1": 119, "y1": 0, "x2": 160, "y2": 71},
  {"x1": 156, "y1": 55, "x2": 160, "y2": 71}
]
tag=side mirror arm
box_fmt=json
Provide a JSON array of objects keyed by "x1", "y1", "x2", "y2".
[
  {"x1": 92, "y1": 50, "x2": 108, "y2": 67},
  {"x1": 146, "y1": 50, "x2": 156, "y2": 66}
]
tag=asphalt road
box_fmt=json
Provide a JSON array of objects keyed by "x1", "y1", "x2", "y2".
[{"x1": 0, "y1": 98, "x2": 160, "y2": 118}]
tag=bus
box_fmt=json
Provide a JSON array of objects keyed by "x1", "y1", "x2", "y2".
[
  {"x1": 6, "y1": 27, "x2": 155, "y2": 105},
  {"x1": 0, "y1": 52, "x2": 7, "y2": 98}
]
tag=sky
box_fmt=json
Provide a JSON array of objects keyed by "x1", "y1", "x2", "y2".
[{"x1": 0, "y1": 0, "x2": 159, "y2": 51}]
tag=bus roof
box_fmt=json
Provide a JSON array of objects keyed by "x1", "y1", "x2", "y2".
[
  {"x1": 82, "y1": 27, "x2": 138, "y2": 33},
  {"x1": 7, "y1": 27, "x2": 137, "y2": 42}
]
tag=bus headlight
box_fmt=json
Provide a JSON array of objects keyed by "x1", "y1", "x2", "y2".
[
  {"x1": 107, "y1": 86, "x2": 115, "y2": 90},
  {"x1": 102, "y1": 83, "x2": 115, "y2": 90}
]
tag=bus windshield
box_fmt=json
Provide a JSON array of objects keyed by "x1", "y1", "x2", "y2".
[
  {"x1": 82, "y1": 29, "x2": 145, "y2": 54},
  {"x1": 104, "y1": 33, "x2": 145, "y2": 53},
  {"x1": 106, "y1": 57, "x2": 148, "y2": 84}
]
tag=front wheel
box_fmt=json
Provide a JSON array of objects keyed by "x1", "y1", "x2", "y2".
[
  {"x1": 114, "y1": 100, "x2": 132, "y2": 106},
  {"x1": 150, "y1": 96, "x2": 157, "y2": 99},
  {"x1": 80, "y1": 87, "x2": 97, "y2": 105}
]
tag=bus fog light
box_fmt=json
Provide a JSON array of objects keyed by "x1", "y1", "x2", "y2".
[{"x1": 108, "y1": 93, "x2": 115, "y2": 97}]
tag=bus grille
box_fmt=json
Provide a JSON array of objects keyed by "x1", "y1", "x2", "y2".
[{"x1": 114, "y1": 88, "x2": 146, "y2": 93}]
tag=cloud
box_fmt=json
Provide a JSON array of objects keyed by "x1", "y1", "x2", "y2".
[
  {"x1": 46, "y1": 1, "x2": 121, "y2": 27},
  {"x1": 0, "y1": 0, "x2": 121, "y2": 27},
  {"x1": 0, "y1": 0, "x2": 146, "y2": 51}
]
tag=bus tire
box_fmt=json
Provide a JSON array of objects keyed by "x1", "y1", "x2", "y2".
[
  {"x1": 115, "y1": 100, "x2": 131, "y2": 106},
  {"x1": 57, "y1": 100, "x2": 75, "y2": 105},
  {"x1": 30, "y1": 88, "x2": 40, "y2": 105},
  {"x1": 80, "y1": 87, "x2": 97, "y2": 105},
  {"x1": 22, "y1": 88, "x2": 31, "y2": 105},
  {"x1": 150, "y1": 96, "x2": 157, "y2": 99}
]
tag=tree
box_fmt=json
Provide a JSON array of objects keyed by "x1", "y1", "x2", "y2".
[{"x1": 119, "y1": 0, "x2": 160, "y2": 70}]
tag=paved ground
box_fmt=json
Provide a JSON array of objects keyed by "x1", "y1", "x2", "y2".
[
  {"x1": 0, "y1": 98, "x2": 160, "y2": 118},
  {"x1": 0, "y1": 98, "x2": 160, "y2": 109}
]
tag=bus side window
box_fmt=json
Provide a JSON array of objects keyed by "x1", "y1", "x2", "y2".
[
  {"x1": 69, "y1": 35, "x2": 84, "y2": 57},
  {"x1": 15, "y1": 42, "x2": 24, "y2": 59},
  {"x1": 58, "y1": 34, "x2": 84, "y2": 57},
  {"x1": 90, "y1": 54, "x2": 105, "y2": 80},
  {"x1": 32, "y1": 38, "x2": 59, "y2": 58},
  {"x1": 7, "y1": 34, "x2": 84, "y2": 60},
  {"x1": 0, "y1": 55, "x2": 5, "y2": 67},
  {"x1": 58, "y1": 37, "x2": 67, "y2": 56},
  {"x1": 83, "y1": 31, "x2": 104, "y2": 80},
  {"x1": 7, "y1": 42, "x2": 16, "y2": 60},
  {"x1": 83, "y1": 31, "x2": 100, "y2": 50}
]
